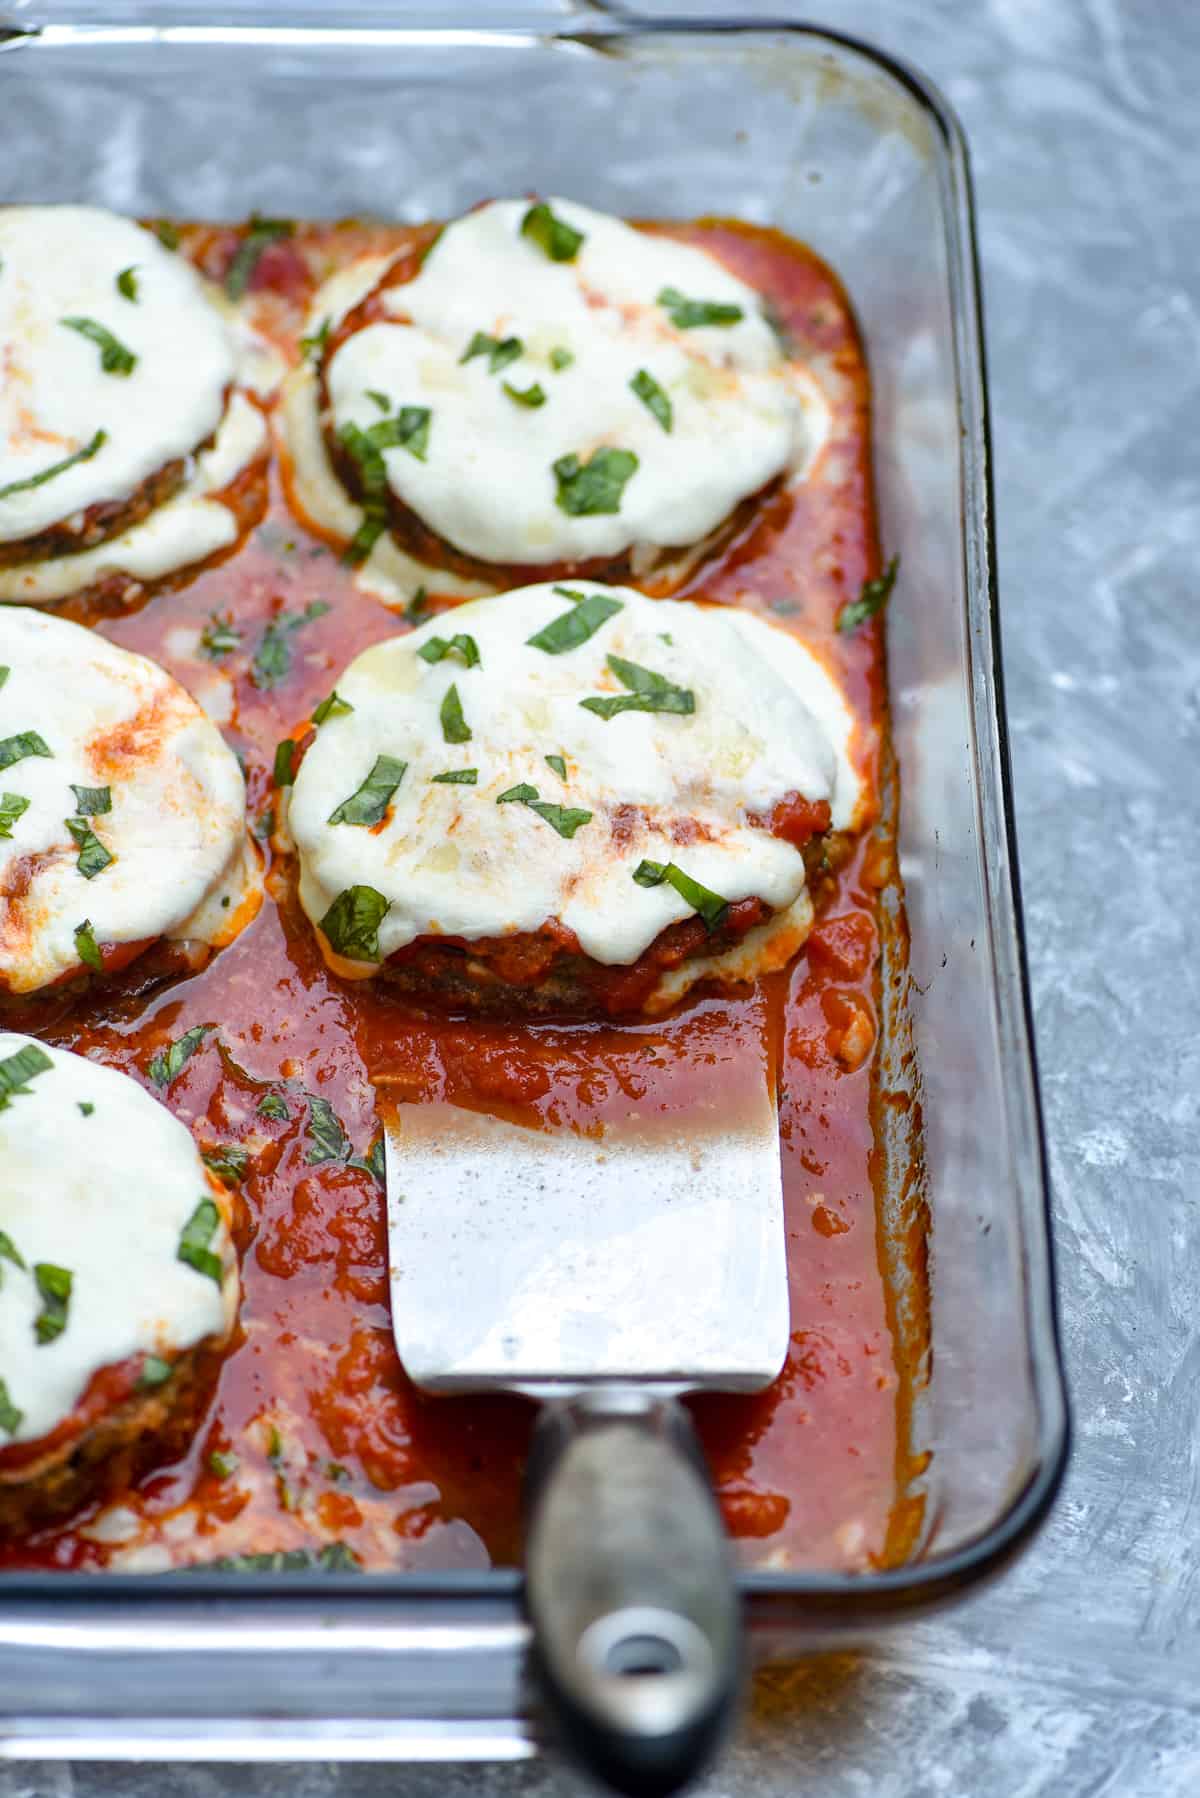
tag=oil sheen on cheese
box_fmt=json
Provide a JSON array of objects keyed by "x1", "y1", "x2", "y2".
[
  {"x1": 0, "y1": 1034, "x2": 237, "y2": 1447},
  {"x1": 0, "y1": 608, "x2": 259, "y2": 993},
  {"x1": 324, "y1": 198, "x2": 828, "y2": 566},
  {"x1": 290, "y1": 582, "x2": 863, "y2": 971}
]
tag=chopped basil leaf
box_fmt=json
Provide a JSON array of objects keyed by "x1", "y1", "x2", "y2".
[
  {"x1": 659, "y1": 632, "x2": 673, "y2": 646},
  {"x1": 526, "y1": 591, "x2": 623, "y2": 655},
  {"x1": 657, "y1": 285, "x2": 744, "y2": 330},
  {"x1": 177, "y1": 1198, "x2": 223, "y2": 1285},
  {"x1": 348, "y1": 1135, "x2": 386, "y2": 1187},
  {"x1": 497, "y1": 784, "x2": 591, "y2": 839},
  {"x1": 544, "y1": 754, "x2": 567, "y2": 780},
  {"x1": 252, "y1": 601, "x2": 331, "y2": 690},
  {"x1": 371, "y1": 405, "x2": 431, "y2": 462},
  {"x1": 305, "y1": 1094, "x2": 351, "y2": 1165},
  {"x1": 311, "y1": 689, "x2": 354, "y2": 726},
  {"x1": 339, "y1": 420, "x2": 388, "y2": 499},
  {"x1": 70, "y1": 783, "x2": 111, "y2": 816},
  {"x1": 553, "y1": 447, "x2": 638, "y2": 517},
  {"x1": 116, "y1": 265, "x2": 139, "y2": 302},
  {"x1": 0, "y1": 730, "x2": 52, "y2": 772},
  {"x1": 199, "y1": 613, "x2": 241, "y2": 659},
  {"x1": 439, "y1": 683, "x2": 471, "y2": 745},
  {"x1": 78, "y1": 1102, "x2": 94, "y2": 1117},
  {"x1": 0, "y1": 1230, "x2": 26, "y2": 1278},
  {"x1": 343, "y1": 510, "x2": 386, "y2": 567},
  {"x1": 0, "y1": 430, "x2": 106, "y2": 503},
  {"x1": 521, "y1": 202, "x2": 584, "y2": 262},
  {"x1": 257, "y1": 1091, "x2": 290, "y2": 1121},
  {"x1": 837, "y1": 554, "x2": 900, "y2": 634},
  {"x1": 190, "y1": 1542, "x2": 361, "y2": 1575},
  {"x1": 299, "y1": 316, "x2": 331, "y2": 363},
  {"x1": 273, "y1": 739, "x2": 296, "y2": 788},
  {"x1": 327, "y1": 753, "x2": 406, "y2": 827},
  {"x1": 581, "y1": 653, "x2": 695, "y2": 720},
  {"x1": 0, "y1": 792, "x2": 29, "y2": 839},
  {"x1": 138, "y1": 1355, "x2": 173, "y2": 1389},
  {"x1": 630, "y1": 367, "x2": 673, "y2": 432},
  {"x1": 66, "y1": 816, "x2": 113, "y2": 879},
  {"x1": 209, "y1": 1450, "x2": 240, "y2": 1479},
  {"x1": 365, "y1": 389, "x2": 391, "y2": 414},
  {"x1": 203, "y1": 1145, "x2": 250, "y2": 1185},
  {"x1": 0, "y1": 1379, "x2": 22, "y2": 1437},
  {"x1": 74, "y1": 918, "x2": 103, "y2": 973},
  {"x1": 225, "y1": 215, "x2": 294, "y2": 301},
  {"x1": 152, "y1": 220, "x2": 180, "y2": 251},
  {"x1": 406, "y1": 585, "x2": 430, "y2": 622},
  {"x1": 266, "y1": 1424, "x2": 284, "y2": 1462},
  {"x1": 503, "y1": 380, "x2": 546, "y2": 409},
  {"x1": 148, "y1": 1023, "x2": 213, "y2": 1089},
  {"x1": 0, "y1": 669, "x2": 7, "y2": 690},
  {"x1": 61, "y1": 316, "x2": 137, "y2": 375},
  {"x1": 549, "y1": 346, "x2": 574, "y2": 372},
  {"x1": 460, "y1": 332, "x2": 523, "y2": 374},
  {"x1": 631, "y1": 858, "x2": 730, "y2": 931},
  {"x1": 0, "y1": 1043, "x2": 52, "y2": 1112},
  {"x1": 431, "y1": 768, "x2": 477, "y2": 784},
  {"x1": 319, "y1": 884, "x2": 390, "y2": 961},
  {"x1": 33, "y1": 1262, "x2": 72, "y2": 1344},
  {"x1": 417, "y1": 633, "x2": 480, "y2": 669}
]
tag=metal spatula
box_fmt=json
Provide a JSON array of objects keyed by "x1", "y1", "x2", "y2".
[{"x1": 381, "y1": 1044, "x2": 788, "y2": 1797}]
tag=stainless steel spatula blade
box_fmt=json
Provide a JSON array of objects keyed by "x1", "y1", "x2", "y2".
[{"x1": 381, "y1": 1054, "x2": 787, "y2": 1797}]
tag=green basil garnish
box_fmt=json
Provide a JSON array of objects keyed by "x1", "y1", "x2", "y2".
[
  {"x1": 299, "y1": 316, "x2": 331, "y2": 363},
  {"x1": 61, "y1": 316, "x2": 137, "y2": 375},
  {"x1": 153, "y1": 220, "x2": 180, "y2": 251},
  {"x1": 497, "y1": 783, "x2": 539, "y2": 805},
  {"x1": 503, "y1": 381, "x2": 546, "y2": 409},
  {"x1": 327, "y1": 753, "x2": 406, "y2": 827},
  {"x1": 66, "y1": 816, "x2": 113, "y2": 879},
  {"x1": 0, "y1": 1042, "x2": 52, "y2": 1112},
  {"x1": 203, "y1": 1145, "x2": 250, "y2": 1186},
  {"x1": 521, "y1": 202, "x2": 584, "y2": 263},
  {"x1": 581, "y1": 653, "x2": 695, "y2": 721},
  {"x1": 369, "y1": 405, "x2": 431, "y2": 463},
  {"x1": 304, "y1": 1094, "x2": 351, "y2": 1165},
  {"x1": 836, "y1": 555, "x2": 900, "y2": 634},
  {"x1": 0, "y1": 431, "x2": 106, "y2": 503},
  {"x1": 417, "y1": 634, "x2": 480, "y2": 669},
  {"x1": 33, "y1": 1262, "x2": 72, "y2": 1344},
  {"x1": 497, "y1": 783, "x2": 591, "y2": 840},
  {"x1": 431, "y1": 768, "x2": 477, "y2": 784},
  {"x1": 209, "y1": 1450, "x2": 239, "y2": 1479},
  {"x1": 0, "y1": 730, "x2": 52, "y2": 772},
  {"x1": 147, "y1": 1023, "x2": 213, "y2": 1089},
  {"x1": 526, "y1": 589, "x2": 623, "y2": 655},
  {"x1": 319, "y1": 884, "x2": 391, "y2": 961},
  {"x1": 70, "y1": 783, "x2": 111, "y2": 816},
  {"x1": 273, "y1": 739, "x2": 296, "y2": 788},
  {"x1": 630, "y1": 368, "x2": 672, "y2": 432},
  {"x1": 0, "y1": 1379, "x2": 22, "y2": 1437},
  {"x1": 553, "y1": 448, "x2": 638, "y2": 517},
  {"x1": 0, "y1": 792, "x2": 29, "y2": 839},
  {"x1": 116, "y1": 266, "x2": 139, "y2": 302},
  {"x1": 440, "y1": 684, "x2": 471, "y2": 745},
  {"x1": 311, "y1": 689, "x2": 354, "y2": 726},
  {"x1": 657, "y1": 285, "x2": 744, "y2": 330},
  {"x1": 252, "y1": 600, "x2": 330, "y2": 690},
  {"x1": 460, "y1": 332, "x2": 523, "y2": 374},
  {"x1": 74, "y1": 918, "x2": 103, "y2": 973},
  {"x1": 0, "y1": 1230, "x2": 26, "y2": 1280},
  {"x1": 257, "y1": 1092, "x2": 290, "y2": 1121},
  {"x1": 199, "y1": 613, "x2": 241, "y2": 659},
  {"x1": 549, "y1": 346, "x2": 574, "y2": 372},
  {"x1": 348, "y1": 1135, "x2": 386, "y2": 1188},
  {"x1": 544, "y1": 754, "x2": 567, "y2": 780},
  {"x1": 177, "y1": 1199, "x2": 223, "y2": 1285},
  {"x1": 224, "y1": 214, "x2": 294, "y2": 301},
  {"x1": 631, "y1": 859, "x2": 730, "y2": 931},
  {"x1": 78, "y1": 1102, "x2": 94, "y2": 1117}
]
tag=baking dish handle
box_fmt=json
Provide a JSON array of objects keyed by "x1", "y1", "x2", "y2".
[{"x1": 524, "y1": 1388, "x2": 740, "y2": 1797}]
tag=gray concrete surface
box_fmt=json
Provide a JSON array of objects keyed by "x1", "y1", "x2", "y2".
[{"x1": 4, "y1": 0, "x2": 1198, "y2": 1791}]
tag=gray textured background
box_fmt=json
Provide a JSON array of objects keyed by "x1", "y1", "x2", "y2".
[{"x1": 4, "y1": 0, "x2": 1198, "y2": 1792}]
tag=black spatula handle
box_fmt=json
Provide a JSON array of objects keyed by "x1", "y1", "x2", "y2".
[{"x1": 524, "y1": 1388, "x2": 741, "y2": 1797}]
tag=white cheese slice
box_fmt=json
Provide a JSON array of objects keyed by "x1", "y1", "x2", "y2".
[
  {"x1": 290, "y1": 583, "x2": 863, "y2": 977},
  {"x1": 323, "y1": 197, "x2": 830, "y2": 568},
  {"x1": 0, "y1": 608, "x2": 261, "y2": 994},
  {"x1": 0, "y1": 393, "x2": 268, "y2": 605},
  {"x1": 0, "y1": 1034, "x2": 236, "y2": 1448},
  {"x1": 0, "y1": 206, "x2": 236, "y2": 543}
]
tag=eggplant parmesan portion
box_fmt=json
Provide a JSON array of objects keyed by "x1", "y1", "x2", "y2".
[
  {"x1": 287, "y1": 582, "x2": 865, "y2": 1016},
  {"x1": 0, "y1": 607, "x2": 261, "y2": 1014},
  {"x1": 287, "y1": 198, "x2": 828, "y2": 597},
  {"x1": 0, "y1": 206, "x2": 268, "y2": 608},
  {"x1": 0, "y1": 1035, "x2": 238, "y2": 1531}
]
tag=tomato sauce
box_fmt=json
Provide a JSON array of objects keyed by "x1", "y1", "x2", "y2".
[{"x1": 0, "y1": 217, "x2": 922, "y2": 1575}]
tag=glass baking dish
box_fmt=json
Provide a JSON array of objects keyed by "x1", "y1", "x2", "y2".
[{"x1": 0, "y1": 2, "x2": 1069, "y2": 1762}]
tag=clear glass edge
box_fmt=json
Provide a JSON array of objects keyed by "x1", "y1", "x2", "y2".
[{"x1": 0, "y1": 12, "x2": 1070, "y2": 1637}]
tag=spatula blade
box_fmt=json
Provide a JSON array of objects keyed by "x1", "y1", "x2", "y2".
[{"x1": 382, "y1": 1067, "x2": 788, "y2": 1395}]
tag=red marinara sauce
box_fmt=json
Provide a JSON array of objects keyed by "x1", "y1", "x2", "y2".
[{"x1": 0, "y1": 217, "x2": 922, "y2": 1575}]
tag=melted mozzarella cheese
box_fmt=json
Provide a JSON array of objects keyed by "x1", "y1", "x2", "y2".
[
  {"x1": 0, "y1": 393, "x2": 267, "y2": 605},
  {"x1": 0, "y1": 1035, "x2": 236, "y2": 1447},
  {"x1": 324, "y1": 198, "x2": 830, "y2": 568},
  {"x1": 290, "y1": 583, "x2": 863, "y2": 973},
  {"x1": 0, "y1": 206, "x2": 236, "y2": 543},
  {"x1": 0, "y1": 608, "x2": 261, "y2": 994}
]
